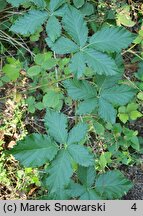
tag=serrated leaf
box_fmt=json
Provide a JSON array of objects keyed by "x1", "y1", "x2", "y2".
[
  {"x1": 80, "y1": 189, "x2": 101, "y2": 200},
  {"x1": 62, "y1": 6, "x2": 88, "y2": 47},
  {"x1": 64, "y1": 79, "x2": 97, "y2": 100},
  {"x1": 67, "y1": 123, "x2": 87, "y2": 145},
  {"x1": 10, "y1": 10, "x2": 48, "y2": 35},
  {"x1": 78, "y1": 166, "x2": 96, "y2": 187},
  {"x1": 70, "y1": 52, "x2": 86, "y2": 78},
  {"x1": 83, "y1": 48, "x2": 118, "y2": 75},
  {"x1": 43, "y1": 89, "x2": 63, "y2": 110},
  {"x1": 31, "y1": 0, "x2": 46, "y2": 8},
  {"x1": 89, "y1": 27, "x2": 135, "y2": 52},
  {"x1": 67, "y1": 181, "x2": 85, "y2": 197},
  {"x1": 44, "y1": 110, "x2": 68, "y2": 144},
  {"x1": 68, "y1": 181, "x2": 101, "y2": 200},
  {"x1": 46, "y1": 36, "x2": 79, "y2": 54},
  {"x1": 9, "y1": 134, "x2": 58, "y2": 167},
  {"x1": 67, "y1": 144, "x2": 94, "y2": 167},
  {"x1": 101, "y1": 85, "x2": 135, "y2": 105},
  {"x1": 98, "y1": 98, "x2": 117, "y2": 124},
  {"x1": 95, "y1": 170, "x2": 133, "y2": 199},
  {"x1": 77, "y1": 98, "x2": 98, "y2": 114},
  {"x1": 73, "y1": 0, "x2": 84, "y2": 8},
  {"x1": 53, "y1": 4, "x2": 68, "y2": 17},
  {"x1": 3, "y1": 59, "x2": 21, "y2": 81},
  {"x1": 96, "y1": 74, "x2": 122, "y2": 90},
  {"x1": 46, "y1": 15, "x2": 61, "y2": 42},
  {"x1": 46, "y1": 150, "x2": 72, "y2": 192},
  {"x1": 7, "y1": 0, "x2": 25, "y2": 7},
  {"x1": 49, "y1": 0, "x2": 65, "y2": 12}
]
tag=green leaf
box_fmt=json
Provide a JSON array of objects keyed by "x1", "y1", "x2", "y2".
[
  {"x1": 70, "y1": 52, "x2": 86, "y2": 78},
  {"x1": 68, "y1": 181, "x2": 101, "y2": 200},
  {"x1": 0, "y1": 0, "x2": 7, "y2": 10},
  {"x1": 118, "y1": 113, "x2": 129, "y2": 124},
  {"x1": 46, "y1": 36, "x2": 79, "y2": 54},
  {"x1": 83, "y1": 48, "x2": 118, "y2": 75},
  {"x1": 78, "y1": 166, "x2": 96, "y2": 187},
  {"x1": 34, "y1": 52, "x2": 57, "y2": 70},
  {"x1": 73, "y1": 0, "x2": 84, "y2": 8},
  {"x1": 117, "y1": 5, "x2": 135, "y2": 27},
  {"x1": 9, "y1": 134, "x2": 58, "y2": 167},
  {"x1": 80, "y1": 189, "x2": 101, "y2": 200},
  {"x1": 31, "y1": 0, "x2": 46, "y2": 8},
  {"x1": 10, "y1": 10, "x2": 48, "y2": 35},
  {"x1": 46, "y1": 15, "x2": 61, "y2": 42},
  {"x1": 43, "y1": 89, "x2": 63, "y2": 110},
  {"x1": 77, "y1": 98, "x2": 98, "y2": 114},
  {"x1": 95, "y1": 170, "x2": 133, "y2": 199},
  {"x1": 62, "y1": 6, "x2": 88, "y2": 47},
  {"x1": 64, "y1": 79, "x2": 97, "y2": 100},
  {"x1": 96, "y1": 74, "x2": 121, "y2": 90},
  {"x1": 67, "y1": 144, "x2": 94, "y2": 167},
  {"x1": 46, "y1": 150, "x2": 72, "y2": 192},
  {"x1": 94, "y1": 122, "x2": 105, "y2": 135},
  {"x1": 137, "y1": 92, "x2": 143, "y2": 101},
  {"x1": 27, "y1": 65, "x2": 41, "y2": 77},
  {"x1": 130, "y1": 111, "x2": 142, "y2": 120},
  {"x1": 130, "y1": 136, "x2": 140, "y2": 151},
  {"x1": 67, "y1": 123, "x2": 88, "y2": 145},
  {"x1": 3, "y1": 59, "x2": 21, "y2": 81},
  {"x1": 89, "y1": 27, "x2": 135, "y2": 52},
  {"x1": 98, "y1": 98, "x2": 117, "y2": 124},
  {"x1": 44, "y1": 110, "x2": 68, "y2": 144},
  {"x1": 101, "y1": 85, "x2": 135, "y2": 105},
  {"x1": 80, "y1": 3, "x2": 94, "y2": 16},
  {"x1": 49, "y1": 0, "x2": 65, "y2": 12},
  {"x1": 6, "y1": 0, "x2": 25, "y2": 7}
]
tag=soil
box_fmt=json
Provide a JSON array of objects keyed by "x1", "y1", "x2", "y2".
[{"x1": 123, "y1": 165, "x2": 143, "y2": 200}]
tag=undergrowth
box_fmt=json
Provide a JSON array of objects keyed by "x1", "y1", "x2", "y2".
[{"x1": 0, "y1": 0, "x2": 143, "y2": 200}]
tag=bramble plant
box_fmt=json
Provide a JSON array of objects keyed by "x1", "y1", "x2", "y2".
[{"x1": 1, "y1": 0, "x2": 143, "y2": 199}]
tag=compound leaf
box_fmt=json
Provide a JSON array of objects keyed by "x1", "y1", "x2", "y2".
[
  {"x1": 80, "y1": 189, "x2": 101, "y2": 200},
  {"x1": 49, "y1": 0, "x2": 65, "y2": 12},
  {"x1": 46, "y1": 150, "x2": 72, "y2": 192},
  {"x1": 62, "y1": 6, "x2": 88, "y2": 47},
  {"x1": 46, "y1": 15, "x2": 61, "y2": 42},
  {"x1": 6, "y1": 0, "x2": 25, "y2": 6},
  {"x1": 89, "y1": 27, "x2": 135, "y2": 52},
  {"x1": 64, "y1": 79, "x2": 97, "y2": 100},
  {"x1": 31, "y1": 0, "x2": 46, "y2": 8},
  {"x1": 73, "y1": 0, "x2": 85, "y2": 8},
  {"x1": 70, "y1": 52, "x2": 86, "y2": 78},
  {"x1": 9, "y1": 134, "x2": 58, "y2": 167},
  {"x1": 46, "y1": 36, "x2": 79, "y2": 54},
  {"x1": 67, "y1": 144, "x2": 94, "y2": 167},
  {"x1": 77, "y1": 98, "x2": 98, "y2": 114},
  {"x1": 83, "y1": 48, "x2": 118, "y2": 75},
  {"x1": 95, "y1": 170, "x2": 133, "y2": 199},
  {"x1": 78, "y1": 166, "x2": 96, "y2": 187},
  {"x1": 67, "y1": 123, "x2": 88, "y2": 145},
  {"x1": 10, "y1": 10, "x2": 48, "y2": 35},
  {"x1": 44, "y1": 110, "x2": 68, "y2": 144},
  {"x1": 101, "y1": 85, "x2": 135, "y2": 106},
  {"x1": 98, "y1": 98, "x2": 117, "y2": 124}
]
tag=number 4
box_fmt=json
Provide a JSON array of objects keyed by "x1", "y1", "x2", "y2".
[{"x1": 131, "y1": 203, "x2": 137, "y2": 211}]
